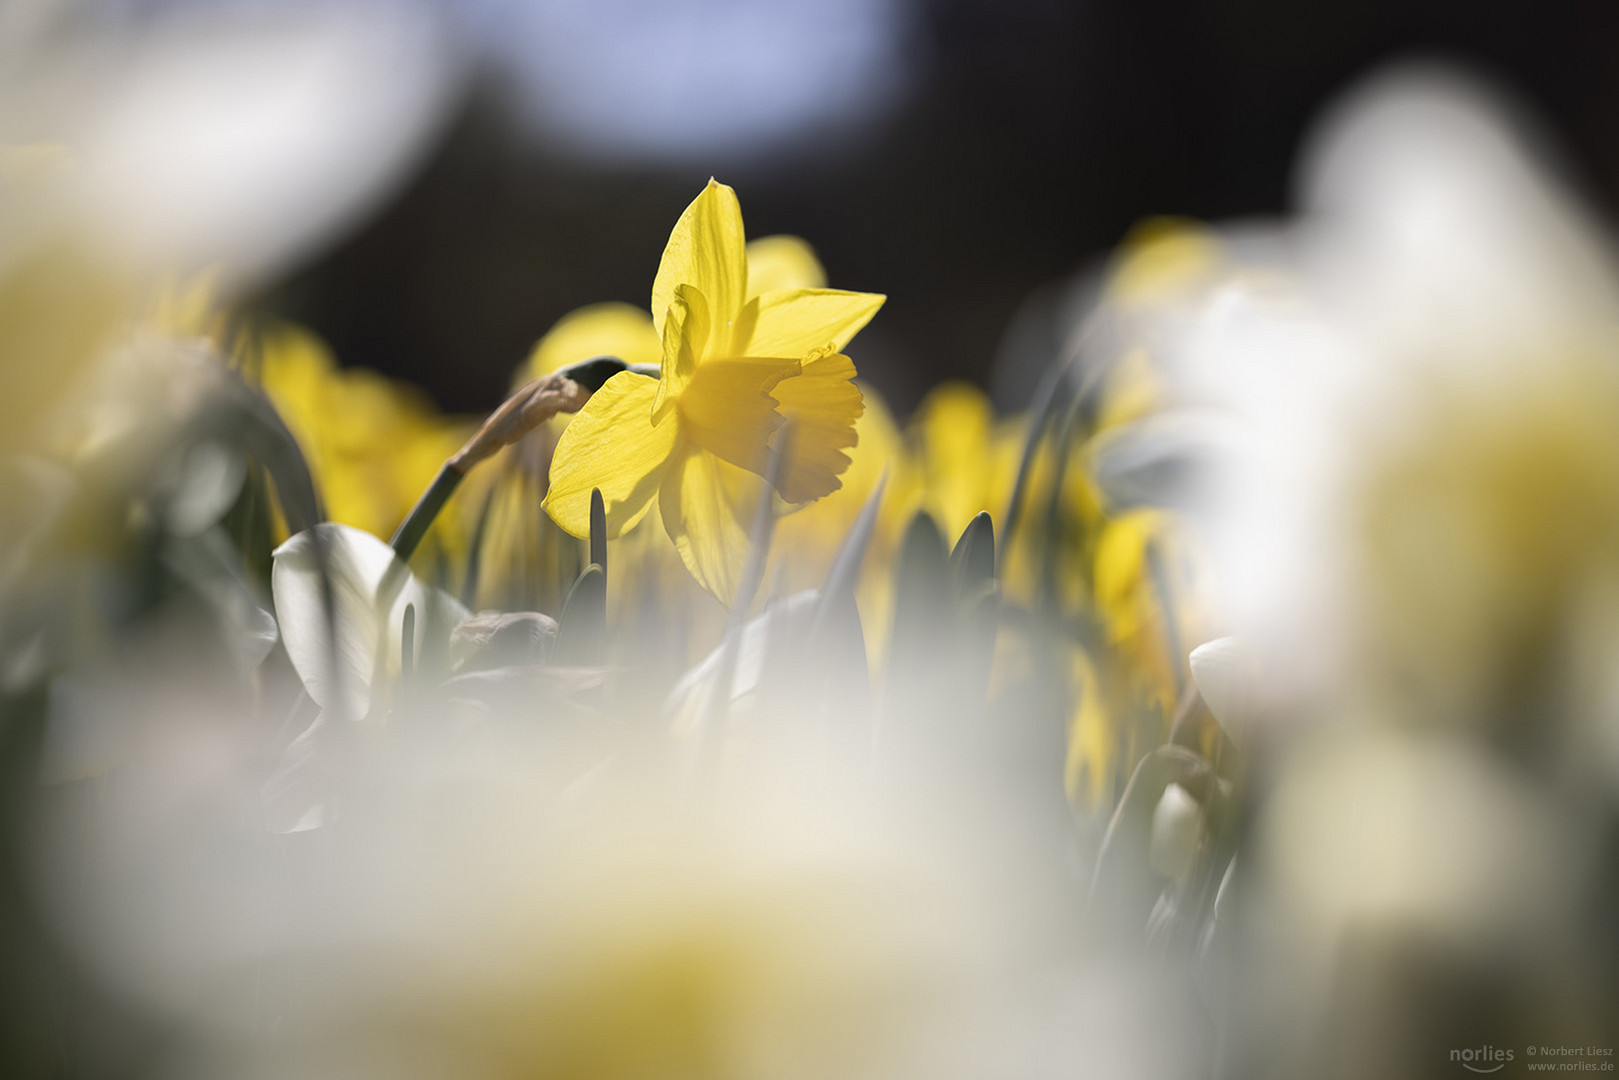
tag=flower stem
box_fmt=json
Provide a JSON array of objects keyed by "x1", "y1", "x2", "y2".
[{"x1": 388, "y1": 357, "x2": 633, "y2": 562}]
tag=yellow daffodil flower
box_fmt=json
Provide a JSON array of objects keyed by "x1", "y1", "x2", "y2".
[
  {"x1": 544, "y1": 180, "x2": 884, "y2": 603},
  {"x1": 460, "y1": 235, "x2": 836, "y2": 618}
]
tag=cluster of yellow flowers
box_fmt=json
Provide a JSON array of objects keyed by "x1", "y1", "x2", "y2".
[
  {"x1": 247, "y1": 182, "x2": 1223, "y2": 817},
  {"x1": 255, "y1": 325, "x2": 474, "y2": 545},
  {"x1": 11, "y1": 60, "x2": 1619, "y2": 1079}
]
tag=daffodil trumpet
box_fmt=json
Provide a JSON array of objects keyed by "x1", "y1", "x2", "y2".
[{"x1": 388, "y1": 355, "x2": 640, "y2": 561}]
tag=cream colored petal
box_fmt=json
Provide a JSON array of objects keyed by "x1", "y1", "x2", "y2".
[
  {"x1": 651, "y1": 179, "x2": 746, "y2": 355},
  {"x1": 745, "y1": 234, "x2": 826, "y2": 296},
  {"x1": 735, "y1": 287, "x2": 884, "y2": 360},
  {"x1": 678, "y1": 356, "x2": 799, "y2": 476},
  {"x1": 1149, "y1": 783, "x2": 1206, "y2": 882},
  {"x1": 272, "y1": 523, "x2": 468, "y2": 719},
  {"x1": 0, "y1": 245, "x2": 129, "y2": 460},
  {"x1": 659, "y1": 446, "x2": 757, "y2": 606},
  {"x1": 770, "y1": 351, "x2": 863, "y2": 503},
  {"x1": 544, "y1": 371, "x2": 678, "y2": 538},
  {"x1": 1189, "y1": 636, "x2": 1255, "y2": 738}
]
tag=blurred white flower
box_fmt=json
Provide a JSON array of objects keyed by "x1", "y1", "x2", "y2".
[
  {"x1": 0, "y1": 0, "x2": 461, "y2": 628},
  {"x1": 1155, "y1": 63, "x2": 1619, "y2": 1076},
  {"x1": 36, "y1": 639, "x2": 1183, "y2": 1079},
  {"x1": 1, "y1": 0, "x2": 459, "y2": 289},
  {"x1": 1167, "y1": 65, "x2": 1619, "y2": 760}
]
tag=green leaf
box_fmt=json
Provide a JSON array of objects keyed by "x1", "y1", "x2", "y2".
[
  {"x1": 556, "y1": 563, "x2": 606, "y2": 665},
  {"x1": 589, "y1": 487, "x2": 607, "y2": 573},
  {"x1": 811, "y1": 471, "x2": 887, "y2": 646},
  {"x1": 949, "y1": 510, "x2": 996, "y2": 595}
]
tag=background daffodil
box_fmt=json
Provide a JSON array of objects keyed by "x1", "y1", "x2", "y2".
[
  {"x1": 255, "y1": 322, "x2": 474, "y2": 546},
  {"x1": 544, "y1": 179, "x2": 884, "y2": 603}
]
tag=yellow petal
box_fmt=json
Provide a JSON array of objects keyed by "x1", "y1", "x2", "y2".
[
  {"x1": 544, "y1": 371, "x2": 677, "y2": 538},
  {"x1": 1104, "y1": 217, "x2": 1221, "y2": 307},
  {"x1": 1095, "y1": 509, "x2": 1158, "y2": 640},
  {"x1": 256, "y1": 322, "x2": 339, "y2": 441},
  {"x1": 651, "y1": 179, "x2": 746, "y2": 356},
  {"x1": 770, "y1": 350, "x2": 863, "y2": 503},
  {"x1": 652, "y1": 283, "x2": 708, "y2": 423},
  {"x1": 766, "y1": 379, "x2": 899, "y2": 609},
  {"x1": 735, "y1": 287, "x2": 885, "y2": 360},
  {"x1": 745, "y1": 234, "x2": 826, "y2": 296},
  {"x1": 1064, "y1": 650, "x2": 1114, "y2": 813},
  {"x1": 678, "y1": 355, "x2": 799, "y2": 476},
  {"x1": 1095, "y1": 346, "x2": 1166, "y2": 431},
  {"x1": 842, "y1": 381, "x2": 903, "y2": 499},
  {"x1": 520, "y1": 301, "x2": 660, "y2": 383},
  {"x1": 912, "y1": 380, "x2": 997, "y2": 539},
  {"x1": 660, "y1": 445, "x2": 756, "y2": 605}
]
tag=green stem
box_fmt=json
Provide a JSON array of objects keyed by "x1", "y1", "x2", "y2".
[
  {"x1": 387, "y1": 356, "x2": 649, "y2": 565},
  {"x1": 390, "y1": 464, "x2": 463, "y2": 563}
]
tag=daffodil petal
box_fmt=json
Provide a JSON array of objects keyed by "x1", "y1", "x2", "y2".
[
  {"x1": 520, "y1": 301, "x2": 660, "y2": 384},
  {"x1": 1189, "y1": 636, "x2": 1254, "y2": 738},
  {"x1": 660, "y1": 446, "x2": 756, "y2": 606},
  {"x1": 1064, "y1": 649, "x2": 1113, "y2": 812},
  {"x1": 651, "y1": 179, "x2": 746, "y2": 354},
  {"x1": 770, "y1": 351, "x2": 863, "y2": 503},
  {"x1": 1095, "y1": 510, "x2": 1156, "y2": 633},
  {"x1": 736, "y1": 287, "x2": 885, "y2": 360},
  {"x1": 1104, "y1": 218, "x2": 1221, "y2": 307},
  {"x1": 653, "y1": 283, "x2": 708, "y2": 423},
  {"x1": 679, "y1": 356, "x2": 799, "y2": 476},
  {"x1": 272, "y1": 523, "x2": 469, "y2": 719},
  {"x1": 913, "y1": 381, "x2": 998, "y2": 539},
  {"x1": 272, "y1": 523, "x2": 398, "y2": 719},
  {"x1": 745, "y1": 235, "x2": 826, "y2": 296},
  {"x1": 544, "y1": 371, "x2": 677, "y2": 538}
]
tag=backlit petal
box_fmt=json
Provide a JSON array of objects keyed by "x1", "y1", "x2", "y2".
[
  {"x1": 770, "y1": 351, "x2": 864, "y2": 503},
  {"x1": 745, "y1": 235, "x2": 826, "y2": 296},
  {"x1": 651, "y1": 179, "x2": 746, "y2": 356},
  {"x1": 912, "y1": 381, "x2": 998, "y2": 539},
  {"x1": 678, "y1": 356, "x2": 799, "y2": 476},
  {"x1": 735, "y1": 287, "x2": 885, "y2": 360},
  {"x1": 544, "y1": 371, "x2": 677, "y2": 538},
  {"x1": 653, "y1": 283, "x2": 708, "y2": 423},
  {"x1": 660, "y1": 445, "x2": 757, "y2": 606},
  {"x1": 272, "y1": 523, "x2": 469, "y2": 719}
]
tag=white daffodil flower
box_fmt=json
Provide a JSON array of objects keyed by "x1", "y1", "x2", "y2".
[
  {"x1": 1172, "y1": 65, "x2": 1619, "y2": 752},
  {"x1": 272, "y1": 522, "x2": 470, "y2": 724},
  {"x1": 2, "y1": 0, "x2": 457, "y2": 290}
]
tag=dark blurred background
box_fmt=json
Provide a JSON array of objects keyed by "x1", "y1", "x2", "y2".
[{"x1": 249, "y1": 0, "x2": 1619, "y2": 417}]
